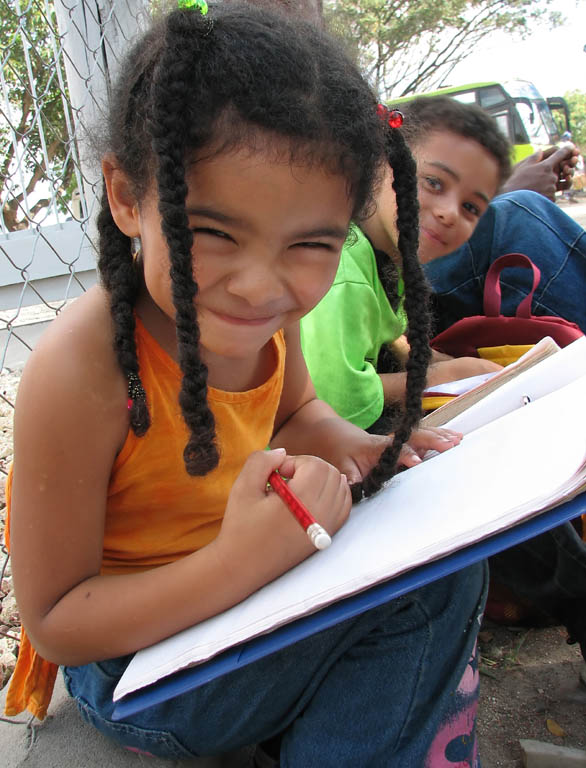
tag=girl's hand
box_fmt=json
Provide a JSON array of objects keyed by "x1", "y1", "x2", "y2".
[
  {"x1": 273, "y1": 396, "x2": 392, "y2": 486},
  {"x1": 310, "y1": 421, "x2": 392, "y2": 486},
  {"x1": 214, "y1": 449, "x2": 351, "y2": 588},
  {"x1": 398, "y1": 426, "x2": 462, "y2": 468}
]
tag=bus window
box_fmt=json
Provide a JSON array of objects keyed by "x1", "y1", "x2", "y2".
[
  {"x1": 475, "y1": 86, "x2": 530, "y2": 152},
  {"x1": 513, "y1": 98, "x2": 562, "y2": 146},
  {"x1": 511, "y1": 111, "x2": 530, "y2": 147},
  {"x1": 515, "y1": 100, "x2": 551, "y2": 145},
  {"x1": 538, "y1": 102, "x2": 561, "y2": 142},
  {"x1": 452, "y1": 92, "x2": 476, "y2": 105},
  {"x1": 492, "y1": 113, "x2": 509, "y2": 137},
  {"x1": 478, "y1": 85, "x2": 508, "y2": 110}
]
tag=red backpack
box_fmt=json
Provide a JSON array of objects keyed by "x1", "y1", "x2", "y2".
[{"x1": 431, "y1": 253, "x2": 584, "y2": 365}]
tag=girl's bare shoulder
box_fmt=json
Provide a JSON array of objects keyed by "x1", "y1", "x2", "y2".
[
  {"x1": 15, "y1": 286, "x2": 127, "y2": 441},
  {"x1": 22, "y1": 285, "x2": 114, "y2": 367}
]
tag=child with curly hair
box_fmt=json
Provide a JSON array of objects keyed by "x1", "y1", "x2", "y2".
[{"x1": 5, "y1": 5, "x2": 485, "y2": 765}]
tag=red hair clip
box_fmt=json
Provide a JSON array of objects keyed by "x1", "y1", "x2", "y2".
[{"x1": 377, "y1": 104, "x2": 404, "y2": 129}]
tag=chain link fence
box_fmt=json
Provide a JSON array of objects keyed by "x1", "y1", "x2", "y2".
[
  {"x1": 1, "y1": 0, "x2": 150, "y2": 375},
  {"x1": 0, "y1": 0, "x2": 149, "y2": 686}
]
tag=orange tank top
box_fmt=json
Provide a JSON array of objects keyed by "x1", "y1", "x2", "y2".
[{"x1": 4, "y1": 320, "x2": 286, "y2": 719}]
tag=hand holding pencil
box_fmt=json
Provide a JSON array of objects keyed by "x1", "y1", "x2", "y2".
[
  {"x1": 268, "y1": 470, "x2": 332, "y2": 550},
  {"x1": 221, "y1": 450, "x2": 351, "y2": 574}
]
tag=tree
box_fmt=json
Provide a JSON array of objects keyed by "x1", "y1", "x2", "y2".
[
  {"x1": 324, "y1": 0, "x2": 562, "y2": 101},
  {"x1": 0, "y1": 0, "x2": 77, "y2": 231},
  {"x1": 563, "y1": 90, "x2": 586, "y2": 150}
]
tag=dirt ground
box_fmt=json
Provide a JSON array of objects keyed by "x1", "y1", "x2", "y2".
[{"x1": 476, "y1": 621, "x2": 586, "y2": 766}]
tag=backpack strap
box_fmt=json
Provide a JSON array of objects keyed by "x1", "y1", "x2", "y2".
[{"x1": 483, "y1": 253, "x2": 542, "y2": 319}]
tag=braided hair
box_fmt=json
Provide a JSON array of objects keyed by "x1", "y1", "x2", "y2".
[
  {"x1": 97, "y1": 1, "x2": 430, "y2": 498},
  {"x1": 350, "y1": 116, "x2": 431, "y2": 502}
]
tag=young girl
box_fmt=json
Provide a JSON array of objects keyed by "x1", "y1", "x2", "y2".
[
  {"x1": 301, "y1": 96, "x2": 512, "y2": 431},
  {"x1": 5, "y1": 5, "x2": 486, "y2": 765}
]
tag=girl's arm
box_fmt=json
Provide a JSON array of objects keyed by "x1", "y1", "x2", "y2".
[
  {"x1": 9, "y1": 293, "x2": 350, "y2": 666},
  {"x1": 272, "y1": 323, "x2": 390, "y2": 483},
  {"x1": 273, "y1": 324, "x2": 460, "y2": 481},
  {"x1": 379, "y1": 337, "x2": 502, "y2": 404},
  {"x1": 426, "y1": 356, "x2": 503, "y2": 383},
  {"x1": 378, "y1": 357, "x2": 502, "y2": 403}
]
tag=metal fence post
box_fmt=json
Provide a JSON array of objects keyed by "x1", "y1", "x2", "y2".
[{"x1": 53, "y1": 0, "x2": 149, "y2": 231}]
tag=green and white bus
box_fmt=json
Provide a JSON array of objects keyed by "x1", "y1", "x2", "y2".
[{"x1": 392, "y1": 79, "x2": 571, "y2": 163}]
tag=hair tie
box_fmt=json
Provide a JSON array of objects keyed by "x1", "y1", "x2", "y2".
[
  {"x1": 178, "y1": 0, "x2": 208, "y2": 12},
  {"x1": 127, "y1": 372, "x2": 146, "y2": 411},
  {"x1": 176, "y1": 0, "x2": 213, "y2": 36},
  {"x1": 377, "y1": 104, "x2": 404, "y2": 129}
]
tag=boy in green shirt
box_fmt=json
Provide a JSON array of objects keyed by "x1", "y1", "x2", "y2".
[{"x1": 301, "y1": 96, "x2": 512, "y2": 431}]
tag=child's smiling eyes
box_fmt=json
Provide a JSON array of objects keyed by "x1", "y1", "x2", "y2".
[
  {"x1": 463, "y1": 201, "x2": 482, "y2": 217},
  {"x1": 193, "y1": 227, "x2": 233, "y2": 241},
  {"x1": 191, "y1": 227, "x2": 336, "y2": 252},
  {"x1": 420, "y1": 176, "x2": 483, "y2": 219},
  {"x1": 422, "y1": 175, "x2": 442, "y2": 192},
  {"x1": 292, "y1": 241, "x2": 335, "y2": 251}
]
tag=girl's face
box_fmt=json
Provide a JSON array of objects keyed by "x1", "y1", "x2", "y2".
[
  {"x1": 137, "y1": 143, "x2": 353, "y2": 362},
  {"x1": 412, "y1": 129, "x2": 500, "y2": 263}
]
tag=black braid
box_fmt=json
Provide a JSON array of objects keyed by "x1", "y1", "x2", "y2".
[
  {"x1": 351, "y1": 127, "x2": 432, "y2": 502},
  {"x1": 97, "y1": 186, "x2": 150, "y2": 436},
  {"x1": 96, "y1": 3, "x2": 394, "y2": 477},
  {"x1": 149, "y1": 10, "x2": 218, "y2": 475}
]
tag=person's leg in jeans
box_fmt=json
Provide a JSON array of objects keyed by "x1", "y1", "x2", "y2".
[
  {"x1": 63, "y1": 562, "x2": 488, "y2": 767},
  {"x1": 424, "y1": 190, "x2": 586, "y2": 334}
]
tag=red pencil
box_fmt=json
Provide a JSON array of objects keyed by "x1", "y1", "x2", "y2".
[{"x1": 268, "y1": 470, "x2": 332, "y2": 550}]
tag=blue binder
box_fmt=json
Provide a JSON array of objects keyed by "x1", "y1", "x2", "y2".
[{"x1": 112, "y1": 492, "x2": 586, "y2": 720}]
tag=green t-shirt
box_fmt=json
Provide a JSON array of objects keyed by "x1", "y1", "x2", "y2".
[{"x1": 300, "y1": 225, "x2": 406, "y2": 429}]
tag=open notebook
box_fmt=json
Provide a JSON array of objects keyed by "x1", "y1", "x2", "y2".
[
  {"x1": 422, "y1": 336, "x2": 561, "y2": 422},
  {"x1": 113, "y1": 336, "x2": 586, "y2": 708}
]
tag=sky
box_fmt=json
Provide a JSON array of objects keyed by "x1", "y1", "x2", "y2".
[{"x1": 448, "y1": 0, "x2": 586, "y2": 99}]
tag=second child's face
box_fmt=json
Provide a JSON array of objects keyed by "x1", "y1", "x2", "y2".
[
  {"x1": 413, "y1": 130, "x2": 500, "y2": 263},
  {"x1": 138, "y1": 143, "x2": 353, "y2": 362}
]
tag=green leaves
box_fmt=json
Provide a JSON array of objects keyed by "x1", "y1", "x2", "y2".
[
  {"x1": 563, "y1": 90, "x2": 586, "y2": 149},
  {"x1": 324, "y1": 0, "x2": 559, "y2": 100},
  {"x1": 1, "y1": 0, "x2": 75, "y2": 230}
]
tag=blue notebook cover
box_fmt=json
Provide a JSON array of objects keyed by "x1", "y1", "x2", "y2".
[{"x1": 112, "y1": 492, "x2": 586, "y2": 720}]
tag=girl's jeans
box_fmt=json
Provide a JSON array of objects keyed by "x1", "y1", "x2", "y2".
[
  {"x1": 424, "y1": 190, "x2": 586, "y2": 334},
  {"x1": 63, "y1": 561, "x2": 487, "y2": 767}
]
